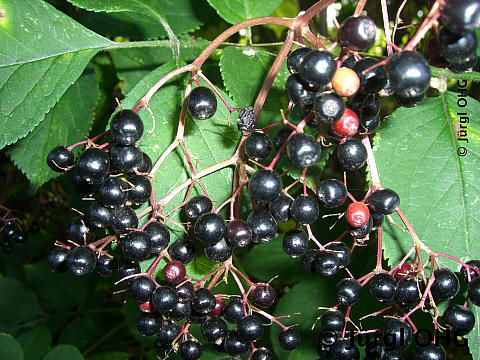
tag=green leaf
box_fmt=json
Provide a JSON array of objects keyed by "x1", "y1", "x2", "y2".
[
  {"x1": 430, "y1": 67, "x2": 480, "y2": 81},
  {"x1": 42, "y1": 345, "x2": 83, "y2": 360},
  {"x1": 111, "y1": 39, "x2": 209, "y2": 92},
  {"x1": 17, "y1": 326, "x2": 52, "y2": 360},
  {"x1": 0, "y1": 278, "x2": 44, "y2": 333},
  {"x1": 58, "y1": 316, "x2": 96, "y2": 351},
  {"x1": 0, "y1": 333, "x2": 24, "y2": 360},
  {"x1": 270, "y1": 278, "x2": 338, "y2": 359},
  {"x1": 242, "y1": 234, "x2": 306, "y2": 283},
  {"x1": 77, "y1": 1, "x2": 213, "y2": 38},
  {"x1": 207, "y1": 0, "x2": 282, "y2": 24},
  {"x1": 7, "y1": 66, "x2": 98, "y2": 192},
  {"x1": 115, "y1": 61, "x2": 240, "y2": 278},
  {"x1": 23, "y1": 261, "x2": 90, "y2": 311},
  {"x1": 0, "y1": 0, "x2": 112, "y2": 149},
  {"x1": 373, "y1": 92, "x2": 480, "y2": 359}
]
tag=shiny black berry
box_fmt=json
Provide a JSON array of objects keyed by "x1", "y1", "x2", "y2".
[
  {"x1": 180, "y1": 340, "x2": 203, "y2": 360},
  {"x1": 369, "y1": 188, "x2": 400, "y2": 215},
  {"x1": 410, "y1": 344, "x2": 445, "y2": 360},
  {"x1": 110, "y1": 145, "x2": 143, "y2": 173},
  {"x1": 138, "y1": 152, "x2": 152, "y2": 173},
  {"x1": 98, "y1": 177, "x2": 128, "y2": 207},
  {"x1": 287, "y1": 47, "x2": 312, "y2": 74},
  {"x1": 339, "y1": 16, "x2": 377, "y2": 51},
  {"x1": 185, "y1": 195, "x2": 213, "y2": 221},
  {"x1": 66, "y1": 216, "x2": 95, "y2": 244},
  {"x1": 301, "y1": 249, "x2": 318, "y2": 273},
  {"x1": 87, "y1": 202, "x2": 111, "y2": 229},
  {"x1": 47, "y1": 247, "x2": 69, "y2": 272},
  {"x1": 130, "y1": 276, "x2": 156, "y2": 302},
  {"x1": 347, "y1": 215, "x2": 373, "y2": 239},
  {"x1": 194, "y1": 213, "x2": 226, "y2": 246},
  {"x1": 47, "y1": 146, "x2": 74, "y2": 172},
  {"x1": 387, "y1": 51, "x2": 431, "y2": 98},
  {"x1": 460, "y1": 260, "x2": 480, "y2": 282},
  {"x1": 152, "y1": 286, "x2": 178, "y2": 312},
  {"x1": 110, "y1": 109, "x2": 144, "y2": 146},
  {"x1": 290, "y1": 195, "x2": 319, "y2": 224},
  {"x1": 249, "y1": 169, "x2": 282, "y2": 203},
  {"x1": 321, "y1": 309, "x2": 345, "y2": 332},
  {"x1": 441, "y1": 0, "x2": 480, "y2": 34},
  {"x1": 431, "y1": 268, "x2": 459, "y2": 301},
  {"x1": 73, "y1": 172, "x2": 101, "y2": 197},
  {"x1": 352, "y1": 57, "x2": 388, "y2": 94},
  {"x1": 395, "y1": 278, "x2": 420, "y2": 308},
  {"x1": 226, "y1": 219, "x2": 252, "y2": 248},
  {"x1": 316, "y1": 179, "x2": 347, "y2": 209},
  {"x1": 287, "y1": 133, "x2": 321, "y2": 168},
  {"x1": 118, "y1": 260, "x2": 141, "y2": 283},
  {"x1": 127, "y1": 175, "x2": 152, "y2": 205},
  {"x1": 336, "y1": 138, "x2": 367, "y2": 171},
  {"x1": 279, "y1": 328, "x2": 301, "y2": 351},
  {"x1": 77, "y1": 147, "x2": 110, "y2": 182},
  {"x1": 144, "y1": 221, "x2": 170, "y2": 253},
  {"x1": 314, "y1": 251, "x2": 340, "y2": 276},
  {"x1": 224, "y1": 330, "x2": 249, "y2": 356},
  {"x1": 204, "y1": 238, "x2": 232, "y2": 262},
  {"x1": 245, "y1": 131, "x2": 272, "y2": 161},
  {"x1": 325, "y1": 242, "x2": 350, "y2": 268},
  {"x1": 336, "y1": 278, "x2": 362, "y2": 306},
  {"x1": 136, "y1": 312, "x2": 160, "y2": 336},
  {"x1": 441, "y1": 304, "x2": 475, "y2": 335},
  {"x1": 313, "y1": 93, "x2": 345, "y2": 124},
  {"x1": 237, "y1": 315, "x2": 263, "y2": 341},
  {"x1": 331, "y1": 338, "x2": 359, "y2": 360},
  {"x1": 156, "y1": 320, "x2": 180, "y2": 348},
  {"x1": 168, "y1": 238, "x2": 195, "y2": 264},
  {"x1": 298, "y1": 50, "x2": 337, "y2": 88},
  {"x1": 286, "y1": 74, "x2": 316, "y2": 106},
  {"x1": 251, "y1": 284, "x2": 275, "y2": 308},
  {"x1": 175, "y1": 281, "x2": 194, "y2": 303},
  {"x1": 202, "y1": 317, "x2": 227, "y2": 343},
  {"x1": 448, "y1": 54, "x2": 478, "y2": 73},
  {"x1": 468, "y1": 277, "x2": 480, "y2": 306},
  {"x1": 188, "y1": 86, "x2": 217, "y2": 120},
  {"x1": 111, "y1": 206, "x2": 138, "y2": 234},
  {"x1": 382, "y1": 318, "x2": 412, "y2": 350},
  {"x1": 247, "y1": 210, "x2": 277, "y2": 244},
  {"x1": 274, "y1": 128, "x2": 293, "y2": 153},
  {"x1": 192, "y1": 288, "x2": 216, "y2": 314},
  {"x1": 439, "y1": 27, "x2": 477, "y2": 64},
  {"x1": 66, "y1": 246, "x2": 96, "y2": 276},
  {"x1": 122, "y1": 230, "x2": 151, "y2": 261},
  {"x1": 251, "y1": 348, "x2": 273, "y2": 360},
  {"x1": 96, "y1": 254, "x2": 117, "y2": 277},
  {"x1": 369, "y1": 273, "x2": 398, "y2": 304},
  {"x1": 283, "y1": 229, "x2": 308, "y2": 257},
  {"x1": 223, "y1": 299, "x2": 245, "y2": 324},
  {"x1": 269, "y1": 194, "x2": 292, "y2": 222}
]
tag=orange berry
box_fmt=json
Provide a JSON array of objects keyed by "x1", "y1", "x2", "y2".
[{"x1": 331, "y1": 67, "x2": 360, "y2": 97}]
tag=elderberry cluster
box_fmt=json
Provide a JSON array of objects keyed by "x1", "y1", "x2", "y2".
[
  {"x1": 0, "y1": 208, "x2": 29, "y2": 254},
  {"x1": 46, "y1": 109, "x2": 153, "y2": 276}
]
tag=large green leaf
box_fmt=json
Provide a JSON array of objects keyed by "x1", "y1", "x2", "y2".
[
  {"x1": 17, "y1": 326, "x2": 51, "y2": 360},
  {"x1": 42, "y1": 345, "x2": 83, "y2": 360},
  {"x1": 76, "y1": 1, "x2": 213, "y2": 38},
  {"x1": 7, "y1": 66, "x2": 98, "y2": 192},
  {"x1": 111, "y1": 39, "x2": 209, "y2": 92},
  {"x1": 0, "y1": 0, "x2": 112, "y2": 149},
  {"x1": 0, "y1": 333, "x2": 24, "y2": 360},
  {"x1": 373, "y1": 91, "x2": 480, "y2": 359},
  {"x1": 0, "y1": 278, "x2": 44, "y2": 334},
  {"x1": 115, "y1": 61, "x2": 241, "y2": 279},
  {"x1": 207, "y1": 0, "x2": 282, "y2": 24},
  {"x1": 270, "y1": 278, "x2": 338, "y2": 359}
]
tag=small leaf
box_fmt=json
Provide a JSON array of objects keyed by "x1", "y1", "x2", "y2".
[
  {"x1": 373, "y1": 91, "x2": 480, "y2": 359},
  {"x1": 0, "y1": 333, "x2": 24, "y2": 360},
  {"x1": 8, "y1": 66, "x2": 98, "y2": 192},
  {"x1": 17, "y1": 326, "x2": 51, "y2": 360},
  {"x1": 42, "y1": 345, "x2": 83, "y2": 360},
  {"x1": 57, "y1": 316, "x2": 96, "y2": 351},
  {"x1": 0, "y1": 278, "x2": 44, "y2": 333},
  {"x1": 207, "y1": 0, "x2": 282, "y2": 24}
]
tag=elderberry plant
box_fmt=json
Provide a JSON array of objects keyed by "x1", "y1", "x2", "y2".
[{"x1": 1, "y1": 0, "x2": 480, "y2": 359}]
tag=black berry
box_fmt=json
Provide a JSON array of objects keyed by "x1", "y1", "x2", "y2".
[{"x1": 188, "y1": 86, "x2": 217, "y2": 120}]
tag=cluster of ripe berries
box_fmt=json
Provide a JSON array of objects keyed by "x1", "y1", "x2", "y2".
[
  {"x1": 46, "y1": 108, "x2": 153, "y2": 276},
  {"x1": 317, "y1": 260, "x2": 480, "y2": 360},
  {"x1": 427, "y1": 0, "x2": 480, "y2": 73},
  {"x1": 0, "y1": 209, "x2": 28, "y2": 254}
]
